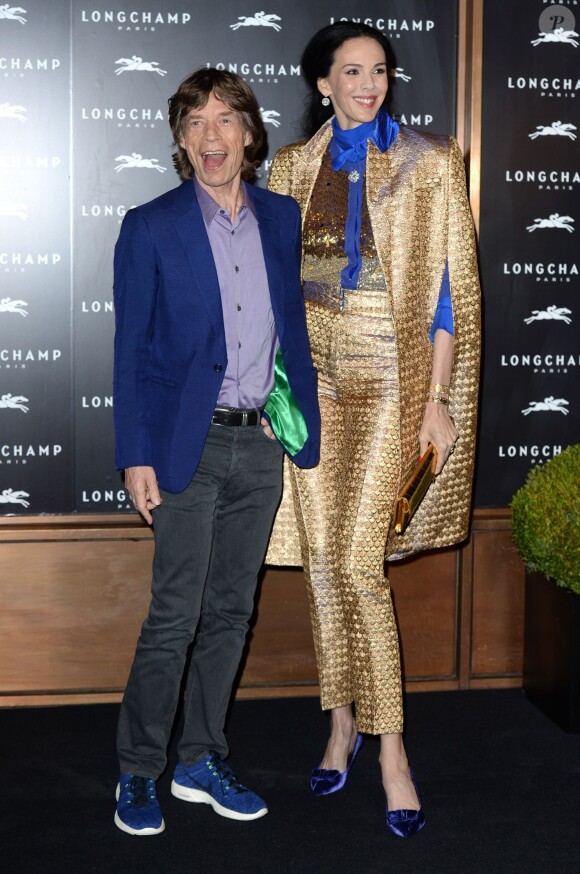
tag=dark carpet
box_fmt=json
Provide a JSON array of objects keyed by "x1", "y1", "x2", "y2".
[{"x1": 1, "y1": 690, "x2": 579, "y2": 873}]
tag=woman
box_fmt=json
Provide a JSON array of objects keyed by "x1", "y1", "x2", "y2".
[{"x1": 267, "y1": 22, "x2": 480, "y2": 836}]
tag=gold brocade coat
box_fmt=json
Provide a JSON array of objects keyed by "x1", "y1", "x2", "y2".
[{"x1": 265, "y1": 120, "x2": 481, "y2": 565}]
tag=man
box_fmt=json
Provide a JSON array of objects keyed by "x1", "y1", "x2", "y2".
[{"x1": 112, "y1": 68, "x2": 320, "y2": 836}]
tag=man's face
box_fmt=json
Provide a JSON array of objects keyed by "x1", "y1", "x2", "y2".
[{"x1": 178, "y1": 92, "x2": 251, "y2": 198}]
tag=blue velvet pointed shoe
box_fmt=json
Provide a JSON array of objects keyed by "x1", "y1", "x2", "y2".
[
  {"x1": 385, "y1": 769, "x2": 425, "y2": 838},
  {"x1": 310, "y1": 733, "x2": 363, "y2": 796}
]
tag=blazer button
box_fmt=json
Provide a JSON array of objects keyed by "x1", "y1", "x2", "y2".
[{"x1": 213, "y1": 364, "x2": 223, "y2": 373}]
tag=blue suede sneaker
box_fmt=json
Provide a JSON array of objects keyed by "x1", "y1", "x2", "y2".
[
  {"x1": 114, "y1": 774, "x2": 165, "y2": 835},
  {"x1": 171, "y1": 752, "x2": 268, "y2": 821}
]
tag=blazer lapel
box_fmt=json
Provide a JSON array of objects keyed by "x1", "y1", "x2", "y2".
[
  {"x1": 249, "y1": 189, "x2": 286, "y2": 342},
  {"x1": 173, "y1": 183, "x2": 224, "y2": 336}
]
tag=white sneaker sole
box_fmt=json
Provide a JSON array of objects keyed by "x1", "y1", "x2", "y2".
[
  {"x1": 114, "y1": 782, "x2": 165, "y2": 835},
  {"x1": 170, "y1": 780, "x2": 268, "y2": 821},
  {"x1": 114, "y1": 810, "x2": 165, "y2": 835}
]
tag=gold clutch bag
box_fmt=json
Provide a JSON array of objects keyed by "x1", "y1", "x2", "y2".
[{"x1": 394, "y1": 444, "x2": 438, "y2": 535}]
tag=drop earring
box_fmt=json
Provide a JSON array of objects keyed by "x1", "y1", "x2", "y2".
[{"x1": 321, "y1": 96, "x2": 331, "y2": 107}]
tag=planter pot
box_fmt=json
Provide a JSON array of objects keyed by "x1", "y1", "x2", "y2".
[{"x1": 523, "y1": 571, "x2": 580, "y2": 733}]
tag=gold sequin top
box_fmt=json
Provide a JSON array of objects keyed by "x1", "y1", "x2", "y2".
[
  {"x1": 301, "y1": 149, "x2": 386, "y2": 307},
  {"x1": 303, "y1": 148, "x2": 376, "y2": 259}
]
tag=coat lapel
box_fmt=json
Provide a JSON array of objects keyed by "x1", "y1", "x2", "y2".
[
  {"x1": 295, "y1": 122, "x2": 332, "y2": 236},
  {"x1": 248, "y1": 188, "x2": 286, "y2": 342},
  {"x1": 173, "y1": 183, "x2": 224, "y2": 337},
  {"x1": 366, "y1": 139, "x2": 394, "y2": 312}
]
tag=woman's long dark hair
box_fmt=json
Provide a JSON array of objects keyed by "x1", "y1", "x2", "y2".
[{"x1": 300, "y1": 22, "x2": 397, "y2": 139}]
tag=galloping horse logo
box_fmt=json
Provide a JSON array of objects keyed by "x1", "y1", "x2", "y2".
[
  {"x1": 391, "y1": 68, "x2": 412, "y2": 83},
  {"x1": 0, "y1": 5, "x2": 27, "y2": 24},
  {"x1": 115, "y1": 154, "x2": 167, "y2": 173},
  {"x1": 0, "y1": 102, "x2": 27, "y2": 121},
  {"x1": 0, "y1": 202, "x2": 28, "y2": 220},
  {"x1": 115, "y1": 57, "x2": 167, "y2": 76},
  {"x1": 524, "y1": 306, "x2": 572, "y2": 325},
  {"x1": 529, "y1": 121, "x2": 577, "y2": 140},
  {"x1": 230, "y1": 11, "x2": 282, "y2": 31},
  {"x1": 531, "y1": 28, "x2": 579, "y2": 47},
  {"x1": 0, "y1": 489, "x2": 30, "y2": 508},
  {"x1": 0, "y1": 297, "x2": 28, "y2": 315},
  {"x1": 0, "y1": 393, "x2": 29, "y2": 412},
  {"x1": 526, "y1": 214, "x2": 575, "y2": 233},
  {"x1": 260, "y1": 108, "x2": 281, "y2": 128},
  {"x1": 522, "y1": 397, "x2": 570, "y2": 415}
]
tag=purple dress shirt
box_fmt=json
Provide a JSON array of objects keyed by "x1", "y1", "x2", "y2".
[{"x1": 194, "y1": 178, "x2": 278, "y2": 410}]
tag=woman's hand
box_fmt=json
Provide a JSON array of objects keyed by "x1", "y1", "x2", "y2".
[{"x1": 418, "y1": 403, "x2": 458, "y2": 475}]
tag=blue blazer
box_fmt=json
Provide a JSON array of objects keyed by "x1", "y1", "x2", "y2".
[{"x1": 113, "y1": 179, "x2": 320, "y2": 493}]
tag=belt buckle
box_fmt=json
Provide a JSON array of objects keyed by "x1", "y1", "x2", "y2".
[
  {"x1": 241, "y1": 410, "x2": 248, "y2": 426},
  {"x1": 213, "y1": 405, "x2": 230, "y2": 426}
]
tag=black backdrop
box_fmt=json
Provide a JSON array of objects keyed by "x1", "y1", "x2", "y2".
[
  {"x1": 475, "y1": 0, "x2": 579, "y2": 506},
  {"x1": 1, "y1": 0, "x2": 576, "y2": 516}
]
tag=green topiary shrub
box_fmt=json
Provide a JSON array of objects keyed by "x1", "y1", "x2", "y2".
[{"x1": 511, "y1": 444, "x2": 580, "y2": 594}]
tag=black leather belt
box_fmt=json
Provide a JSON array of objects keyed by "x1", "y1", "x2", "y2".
[{"x1": 212, "y1": 406, "x2": 263, "y2": 427}]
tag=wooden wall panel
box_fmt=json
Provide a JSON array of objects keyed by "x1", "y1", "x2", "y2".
[
  {"x1": 471, "y1": 529, "x2": 525, "y2": 679},
  {"x1": 0, "y1": 539, "x2": 153, "y2": 695},
  {"x1": 390, "y1": 549, "x2": 458, "y2": 681},
  {"x1": 241, "y1": 568, "x2": 318, "y2": 691},
  {"x1": 0, "y1": 510, "x2": 526, "y2": 706}
]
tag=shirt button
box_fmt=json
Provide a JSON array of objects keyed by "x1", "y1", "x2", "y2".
[
  {"x1": 231, "y1": 230, "x2": 235, "y2": 235},
  {"x1": 237, "y1": 304, "x2": 241, "y2": 311},
  {"x1": 235, "y1": 265, "x2": 239, "y2": 272},
  {"x1": 213, "y1": 364, "x2": 223, "y2": 373},
  {"x1": 238, "y1": 342, "x2": 241, "y2": 348}
]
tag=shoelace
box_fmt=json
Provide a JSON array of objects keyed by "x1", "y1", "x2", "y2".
[
  {"x1": 125, "y1": 775, "x2": 156, "y2": 808},
  {"x1": 206, "y1": 754, "x2": 247, "y2": 794}
]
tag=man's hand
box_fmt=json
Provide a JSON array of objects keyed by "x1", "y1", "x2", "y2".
[
  {"x1": 125, "y1": 466, "x2": 162, "y2": 524},
  {"x1": 260, "y1": 416, "x2": 277, "y2": 440}
]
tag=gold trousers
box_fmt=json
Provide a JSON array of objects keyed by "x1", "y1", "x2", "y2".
[{"x1": 291, "y1": 287, "x2": 404, "y2": 735}]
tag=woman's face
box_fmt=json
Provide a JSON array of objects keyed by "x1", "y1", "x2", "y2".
[{"x1": 318, "y1": 36, "x2": 388, "y2": 130}]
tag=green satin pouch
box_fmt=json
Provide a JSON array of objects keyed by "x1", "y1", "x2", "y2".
[{"x1": 264, "y1": 348, "x2": 308, "y2": 456}]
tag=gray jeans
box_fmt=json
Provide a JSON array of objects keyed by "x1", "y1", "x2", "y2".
[{"x1": 117, "y1": 422, "x2": 283, "y2": 778}]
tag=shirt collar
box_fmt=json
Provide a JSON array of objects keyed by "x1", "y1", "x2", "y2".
[{"x1": 193, "y1": 177, "x2": 255, "y2": 228}]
